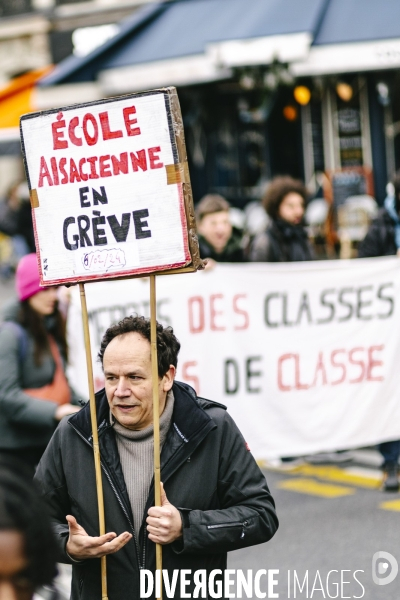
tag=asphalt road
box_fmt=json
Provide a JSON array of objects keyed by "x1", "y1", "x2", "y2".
[{"x1": 229, "y1": 466, "x2": 400, "y2": 600}]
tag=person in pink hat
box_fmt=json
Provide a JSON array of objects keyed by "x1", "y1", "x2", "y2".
[{"x1": 0, "y1": 253, "x2": 81, "y2": 471}]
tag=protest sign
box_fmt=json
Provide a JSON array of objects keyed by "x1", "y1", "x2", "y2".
[
  {"x1": 67, "y1": 257, "x2": 400, "y2": 460},
  {"x1": 20, "y1": 87, "x2": 200, "y2": 285}
]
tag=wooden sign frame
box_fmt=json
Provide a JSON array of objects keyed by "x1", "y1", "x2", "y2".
[{"x1": 20, "y1": 87, "x2": 202, "y2": 286}]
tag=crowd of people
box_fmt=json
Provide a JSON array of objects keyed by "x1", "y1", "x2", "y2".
[
  {"x1": 0, "y1": 172, "x2": 400, "y2": 597},
  {"x1": 196, "y1": 175, "x2": 315, "y2": 265}
]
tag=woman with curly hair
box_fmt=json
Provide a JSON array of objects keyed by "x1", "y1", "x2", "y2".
[{"x1": 250, "y1": 175, "x2": 314, "y2": 262}]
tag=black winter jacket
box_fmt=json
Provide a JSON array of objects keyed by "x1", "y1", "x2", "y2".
[
  {"x1": 250, "y1": 219, "x2": 314, "y2": 262},
  {"x1": 34, "y1": 382, "x2": 278, "y2": 600},
  {"x1": 358, "y1": 208, "x2": 397, "y2": 258},
  {"x1": 198, "y1": 231, "x2": 245, "y2": 262}
]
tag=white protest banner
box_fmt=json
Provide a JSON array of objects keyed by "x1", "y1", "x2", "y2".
[
  {"x1": 20, "y1": 87, "x2": 200, "y2": 284},
  {"x1": 67, "y1": 256, "x2": 400, "y2": 461}
]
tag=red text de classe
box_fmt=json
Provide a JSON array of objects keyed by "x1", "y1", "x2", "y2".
[{"x1": 278, "y1": 345, "x2": 384, "y2": 391}]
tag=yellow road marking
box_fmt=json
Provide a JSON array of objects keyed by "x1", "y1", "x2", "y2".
[
  {"x1": 277, "y1": 478, "x2": 355, "y2": 498},
  {"x1": 287, "y1": 465, "x2": 379, "y2": 489},
  {"x1": 380, "y1": 499, "x2": 400, "y2": 512}
]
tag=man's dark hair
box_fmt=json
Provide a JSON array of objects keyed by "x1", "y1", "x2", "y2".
[
  {"x1": 195, "y1": 194, "x2": 230, "y2": 222},
  {"x1": 98, "y1": 315, "x2": 180, "y2": 377},
  {"x1": 262, "y1": 176, "x2": 307, "y2": 219},
  {"x1": 0, "y1": 456, "x2": 57, "y2": 590}
]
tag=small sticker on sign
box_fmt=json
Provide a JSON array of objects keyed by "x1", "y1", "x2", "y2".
[{"x1": 82, "y1": 248, "x2": 126, "y2": 272}]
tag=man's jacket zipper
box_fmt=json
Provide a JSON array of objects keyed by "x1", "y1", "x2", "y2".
[
  {"x1": 207, "y1": 520, "x2": 249, "y2": 539},
  {"x1": 69, "y1": 423, "x2": 145, "y2": 569}
]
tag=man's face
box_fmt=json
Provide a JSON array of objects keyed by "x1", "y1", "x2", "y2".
[
  {"x1": 278, "y1": 192, "x2": 305, "y2": 225},
  {"x1": 103, "y1": 332, "x2": 175, "y2": 430},
  {"x1": 198, "y1": 211, "x2": 232, "y2": 253}
]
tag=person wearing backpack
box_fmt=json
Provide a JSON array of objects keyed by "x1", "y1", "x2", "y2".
[{"x1": 0, "y1": 253, "x2": 81, "y2": 471}]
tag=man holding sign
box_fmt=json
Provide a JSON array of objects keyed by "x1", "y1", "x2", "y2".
[
  {"x1": 22, "y1": 87, "x2": 277, "y2": 599},
  {"x1": 35, "y1": 316, "x2": 278, "y2": 599}
]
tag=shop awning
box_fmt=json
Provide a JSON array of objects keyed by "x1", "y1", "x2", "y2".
[
  {"x1": 39, "y1": 0, "x2": 327, "y2": 95},
  {"x1": 0, "y1": 67, "x2": 52, "y2": 155},
  {"x1": 292, "y1": 0, "x2": 400, "y2": 76}
]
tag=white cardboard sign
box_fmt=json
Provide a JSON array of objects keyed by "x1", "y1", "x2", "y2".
[{"x1": 20, "y1": 88, "x2": 196, "y2": 284}]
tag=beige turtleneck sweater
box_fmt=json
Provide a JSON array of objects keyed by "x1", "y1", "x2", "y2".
[{"x1": 111, "y1": 390, "x2": 174, "y2": 535}]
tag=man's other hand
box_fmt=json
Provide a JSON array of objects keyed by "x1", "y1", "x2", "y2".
[
  {"x1": 146, "y1": 483, "x2": 183, "y2": 544},
  {"x1": 65, "y1": 515, "x2": 132, "y2": 560}
]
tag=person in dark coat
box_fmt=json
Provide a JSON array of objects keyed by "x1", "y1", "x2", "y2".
[
  {"x1": 34, "y1": 316, "x2": 278, "y2": 600},
  {"x1": 0, "y1": 182, "x2": 36, "y2": 254},
  {"x1": 0, "y1": 254, "x2": 81, "y2": 471},
  {"x1": 358, "y1": 199, "x2": 398, "y2": 258},
  {"x1": 196, "y1": 194, "x2": 245, "y2": 268},
  {"x1": 358, "y1": 175, "x2": 400, "y2": 491},
  {"x1": 249, "y1": 176, "x2": 314, "y2": 262}
]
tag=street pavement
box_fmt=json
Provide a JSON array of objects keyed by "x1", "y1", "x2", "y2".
[{"x1": 229, "y1": 457, "x2": 400, "y2": 599}]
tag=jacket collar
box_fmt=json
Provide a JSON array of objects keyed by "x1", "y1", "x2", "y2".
[
  {"x1": 158, "y1": 381, "x2": 217, "y2": 480},
  {"x1": 67, "y1": 381, "x2": 217, "y2": 538}
]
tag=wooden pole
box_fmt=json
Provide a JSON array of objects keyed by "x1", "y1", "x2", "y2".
[
  {"x1": 150, "y1": 275, "x2": 162, "y2": 599},
  {"x1": 79, "y1": 283, "x2": 108, "y2": 600}
]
